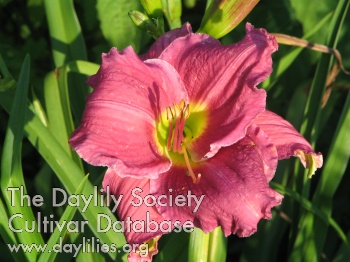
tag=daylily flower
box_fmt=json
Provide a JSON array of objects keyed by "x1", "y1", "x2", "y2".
[{"x1": 69, "y1": 23, "x2": 322, "y2": 261}]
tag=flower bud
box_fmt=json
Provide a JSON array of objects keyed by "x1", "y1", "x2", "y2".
[
  {"x1": 128, "y1": 10, "x2": 164, "y2": 39},
  {"x1": 184, "y1": 0, "x2": 196, "y2": 9},
  {"x1": 198, "y1": 0, "x2": 259, "y2": 39}
]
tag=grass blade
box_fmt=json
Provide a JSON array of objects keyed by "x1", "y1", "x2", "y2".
[
  {"x1": 188, "y1": 228, "x2": 210, "y2": 262},
  {"x1": 208, "y1": 227, "x2": 227, "y2": 262},
  {"x1": 271, "y1": 182, "x2": 350, "y2": 251},
  {"x1": 43, "y1": 0, "x2": 89, "y2": 122},
  {"x1": 37, "y1": 175, "x2": 89, "y2": 262},
  {"x1": 0, "y1": 198, "x2": 27, "y2": 261},
  {"x1": 43, "y1": 0, "x2": 87, "y2": 67},
  {"x1": 0, "y1": 59, "x2": 126, "y2": 262},
  {"x1": 43, "y1": 60, "x2": 98, "y2": 168},
  {"x1": 96, "y1": 0, "x2": 148, "y2": 53},
  {"x1": 289, "y1": 1, "x2": 350, "y2": 260},
  {"x1": 311, "y1": 85, "x2": 350, "y2": 252},
  {"x1": 1, "y1": 55, "x2": 44, "y2": 261},
  {"x1": 154, "y1": 231, "x2": 189, "y2": 262},
  {"x1": 262, "y1": 12, "x2": 333, "y2": 90}
]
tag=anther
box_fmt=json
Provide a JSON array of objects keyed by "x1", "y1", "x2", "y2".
[{"x1": 166, "y1": 106, "x2": 174, "y2": 120}]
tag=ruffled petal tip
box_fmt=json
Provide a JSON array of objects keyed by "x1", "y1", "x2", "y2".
[
  {"x1": 127, "y1": 236, "x2": 160, "y2": 262},
  {"x1": 295, "y1": 150, "x2": 323, "y2": 178}
]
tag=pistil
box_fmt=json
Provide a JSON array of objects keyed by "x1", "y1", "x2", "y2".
[
  {"x1": 166, "y1": 100, "x2": 200, "y2": 184},
  {"x1": 182, "y1": 145, "x2": 201, "y2": 184}
]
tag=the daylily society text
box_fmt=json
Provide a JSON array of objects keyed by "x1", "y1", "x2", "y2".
[{"x1": 6, "y1": 186, "x2": 204, "y2": 233}]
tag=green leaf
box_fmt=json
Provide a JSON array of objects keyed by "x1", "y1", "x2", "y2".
[
  {"x1": 154, "y1": 231, "x2": 189, "y2": 262},
  {"x1": 208, "y1": 227, "x2": 227, "y2": 262},
  {"x1": 96, "y1": 0, "x2": 149, "y2": 53},
  {"x1": 271, "y1": 182, "x2": 350, "y2": 251},
  {"x1": 300, "y1": 0, "x2": 349, "y2": 144},
  {"x1": 43, "y1": 0, "x2": 89, "y2": 122},
  {"x1": 0, "y1": 198, "x2": 27, "y2": 261},
  {"x1": 290, "y1": 0, "x2": 337, "y2": 44},
  {"x1": 1, "y1": 55, "x2": 44, "y2": 261},
  {"x1": 0, "y1": 57, "x2": 126, "y2": 262},
  {"x1": 333, "y1": 231, "x2": 350, "y2": 262},
  {"x1": 37, "y1": 175, "x2": 89, "y2": 262},
  {"x1": 184, "y1": 227, "x2": 227, "y2": 262},
  {"x1": 43, "y1": 0, "x2": 87, "y2": 67},
  {"x1": 308, "y1": 81, "x2": 350, "y2": 254},
  {"x1": 188, "y1": 228, "x2": 210, "y2": 262},
  {"x1": 43, "y1": 70, "x2": 77, "y2": 157},
  {"x1": 43, "y1": 60, "x2": 98, "y2": 168},
  {"x1": 31, "y1": 86, "x2": 49, "y2": 127},
  {"x1": 161, "y1": 0, "x2": 182, "y2": 29},
  {"x1": 0, "y1": 54, "x2": 16, "y2": 91},
  {"x1": 140, "y1": 0, "x2": 163, "y2": 18},
  {"x1": 290, "y1": 2, "x2": 350, "y2": 260},
  {"x1": 261, "y1": 12, "x2": 333, "y2": 90}
]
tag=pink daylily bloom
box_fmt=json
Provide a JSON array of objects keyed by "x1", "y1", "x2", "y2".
[{"x1": 69, "y1": 23, "x2": 322, "y2": 260}]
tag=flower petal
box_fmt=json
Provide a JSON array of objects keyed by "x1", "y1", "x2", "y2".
[
  {"x1": 151, "y1": 124, "x2": 282, "y2": 237},
  {"x1": 159, "y1": 23, "x2": 277, "y2": 161},
  {"x1": 127, "y1": 236, "x2": 160, "y2": 262},
  {"x1": 69, "y1": 47, "x2": 188, "y2": 178},
  {"x1": 252, "y1": 110, "x2": 323, "y2": 177},
  {"x1": 102, "y1": 169, "x2": 165, "y2": 244},
  {"x1": 140, "y1": 23, "x2": 192, "y2": 60}
]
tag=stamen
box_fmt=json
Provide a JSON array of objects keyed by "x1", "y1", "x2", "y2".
[
  {"x1": 167, "y1": 119, "x2": 173, "y2": 151},
  {"x1": 174, "y1": 110, "x2": 186, "y2": 153},
  {"x1": 173, "y1": 117, "x2": 181, "y2": 153},
  {"x1": 166, "y1": 106, "x2": 173, "y2": 120},
  {"x1": 167, "y1": 100, "x2": 189, "y2": 153},
  {"x1": 166, "y1": 107, "x2": 174, "y2": 151},
  {"x1": 183, "y1": 104, "x2": 189, "y2": 118},
  {"x1": 182, "y1": 145, "x2": 201, "y2": 184},
  {"x1": 166, "y1": 100, "x2": 200, "y2": 184}
]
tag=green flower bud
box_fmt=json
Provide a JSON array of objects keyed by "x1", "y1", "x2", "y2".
[
  {"x1": 129, "y1": 10, "x2": 151, "y2": 29},
  {"x1": 198, "y1": 0, "x2": 259, "y2": 39},
  {"x1": 184, "y1": 0, "x2": 196, "y2": 9},
  {"x1": 128, "y1": 10, "x2": 164, "y2": 39}
]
